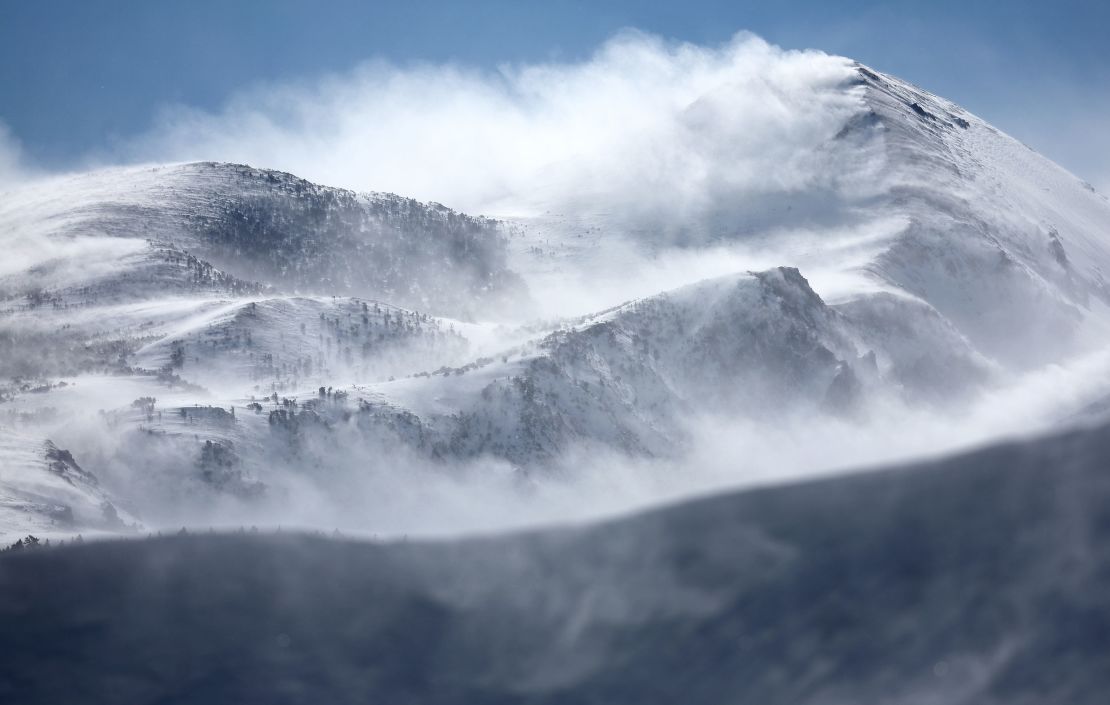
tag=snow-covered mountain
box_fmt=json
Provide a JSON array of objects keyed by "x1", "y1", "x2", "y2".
[
  {"x1": 0, "y1": 161, "x2": 527, "y2": 319},
  {"x1": 854, "y1": 67, "x2": 1110, "y2": 368},
  {"x1": 509, "y1": 63, "x2": 1110, "y2": 365},
  {"x1": 1, "y1": 62, "x2": 1109, "y2": 539}
]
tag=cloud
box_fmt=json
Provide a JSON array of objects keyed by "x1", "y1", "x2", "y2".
[{"x1": 126, "y1": 31, "x2": 864, "y2": 221}]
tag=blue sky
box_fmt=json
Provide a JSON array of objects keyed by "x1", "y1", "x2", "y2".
[{"x1": 1, "y1": 0, "x2": 1107, "y2": 189}]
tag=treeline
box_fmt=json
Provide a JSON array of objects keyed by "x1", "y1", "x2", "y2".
[{"x1": 1, "y1": 534, "x2": 84, "y2": 552}]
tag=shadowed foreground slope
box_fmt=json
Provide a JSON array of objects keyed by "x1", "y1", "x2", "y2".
[{"x1": 2, "y1": 420, "x2": 1110, "y2": 704}]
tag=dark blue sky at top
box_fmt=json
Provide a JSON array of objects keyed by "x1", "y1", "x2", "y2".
[{"x1": 1, "y1": 0, "x2": 1108, "y2": 184}]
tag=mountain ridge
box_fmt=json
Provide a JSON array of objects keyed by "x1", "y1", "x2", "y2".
[{"x1": 0, "y1": 59, "x2": 1108, "y2": 538}]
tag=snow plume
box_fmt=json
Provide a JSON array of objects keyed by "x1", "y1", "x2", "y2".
[
  {"x1": 0, "y1": 121, "x2": 33, "y2": 191},
  {"x1": 266, "y1": 346, "x2": 1110, "y2": 537},
  {"x1": 128, "y1": 32, "x2": 864, "y2": 222},
  {"x1": 19, "y1": 336, "x2": 1104, "y2": 542}
]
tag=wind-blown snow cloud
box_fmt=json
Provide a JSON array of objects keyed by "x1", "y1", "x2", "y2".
[
  {"x1": 0, "y1": 121, "x2": 33, "y2": 191},
  {"x1": 127, "y1": 32, "x2": 864, "y2": 219}
]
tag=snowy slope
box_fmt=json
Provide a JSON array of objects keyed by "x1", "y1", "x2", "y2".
[
  {"x1": 0, "y1": 161, "x2": 528, "y2": 319},
  {"x1": 854, "y1": 66, "x2": 1110, "y2": 367},
  {"x1": 132, "y1": 295, "x2": 471, "y2": 393},
  {"x1": 0, "y1": 427, "x2": 135, "y2": 538},
  {"x1": 327, "y1": 267, "x2": 989, "y2": 467},
  {"x1": 502, "y1": 64, "x2": 1110, "y2": 368}
]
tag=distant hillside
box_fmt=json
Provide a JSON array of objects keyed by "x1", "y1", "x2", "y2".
[
  {"x1": 0, "y1": 161, "x2": 529, "y2": 319},
  {"x1": 2, "y1": 418, "x2": 1108, "y2": 704}
]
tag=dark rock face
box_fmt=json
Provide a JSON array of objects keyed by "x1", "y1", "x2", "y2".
[
  {"x1": 3, "y1": 420, "x2": 1109, "y2": 704},
  {"x1": 44, "y1": 442, "x2": 98, "y2": 488}
]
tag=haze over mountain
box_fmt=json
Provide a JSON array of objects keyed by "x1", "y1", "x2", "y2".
[{"x1": 1, "y1": 34, "x2": 1108, "y2": 543}]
